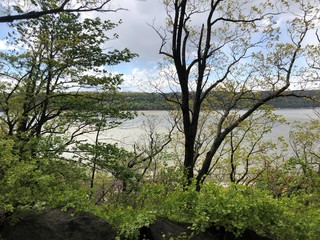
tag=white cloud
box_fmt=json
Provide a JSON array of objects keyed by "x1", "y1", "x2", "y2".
[
  {"x1": 96, "y1": 0, "x2": 166, "y2": 63},
  {"x1": 120, "y1": 64, "x2": 182, "y2": 93},
  {"x1": 0, "y1": 39, "x2": 15, "y2": 50},
  {"x1": 2, "y1": 0, "x2": 319, "y2": 94},
  {"x1": 120, "y1": 67, "x2": 154, "y2": 92}
]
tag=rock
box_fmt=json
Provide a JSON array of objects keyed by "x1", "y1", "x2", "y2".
[
  {"x1": 0, "y1": 210, "x2": 273, "y2": 240},
  {"x1": 0, "y1": 208, "x2": 116, "y2": 240},
  {"x1": 139, "y1": 218, "x2": 194, "y2": 240},
  {"x1": 139, "y1": 218, "x2": 272, "y2": 240}
]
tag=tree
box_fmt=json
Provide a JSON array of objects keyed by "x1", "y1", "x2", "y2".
[
  {"x1": 154, "y1": 0, "x2": 320, "y2": 188},
  {"x1": 0, "y1": 12, "x2": 137, "y2": 158},
  {"x1": 254, "y1": 111, "x2": 320, "y2": 197},
  {"x1": 211, "y1": 107, "x2": 288, "y2": 185},
  {"x1": 0, "y1": 9, "x2": 138, "y2": 213},
  {"x1": 289, "y1": 112, "x2": 320, "y2": 178},
  {"x1": 0, "y1": 0, "x2": 122, "y2": 23},
  {"x1": 72, "y1": 97, "x2": 136, "y2": 199},
  {"x1": 128, "y1": 114, "x2": 175, "y2": 183}
]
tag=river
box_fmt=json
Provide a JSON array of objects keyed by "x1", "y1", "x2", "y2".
[{"x1": 90, "y1": 108, "x2": 318, "y2": 150}]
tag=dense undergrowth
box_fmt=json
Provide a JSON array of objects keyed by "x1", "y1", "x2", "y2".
[
  {"x1": 96, "y1": 182, "x2": 320, "y2": 240},
  {"x1": 1, "y1": 137, "x2": 320, "y2": 240}
]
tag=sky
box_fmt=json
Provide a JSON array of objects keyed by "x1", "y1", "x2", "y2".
[
  {"x1": 0, "y1": 0, "x2": 168, "y2": 92},
  {"x1": 103, "y1": 0, "x2": 320, "y2": 92},
  {"x1": 0, "y1": 0, "x2": 319, "y2": 92},
  {"x1": 97, "y1": 0, "x2": 168, "y2": 91}
]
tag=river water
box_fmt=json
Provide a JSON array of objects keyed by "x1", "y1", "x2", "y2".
[{"x1": 92, "y1": 108, "x2": 318, "y2": 150}]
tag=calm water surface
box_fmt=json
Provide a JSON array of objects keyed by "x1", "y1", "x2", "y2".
[{"x1": 97, "y1": 109, "x2": 318, "y2": 149}]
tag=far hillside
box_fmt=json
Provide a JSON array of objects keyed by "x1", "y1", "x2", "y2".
[{"x1": 121, "y1": 90, "x2": 320, "y2": 111}]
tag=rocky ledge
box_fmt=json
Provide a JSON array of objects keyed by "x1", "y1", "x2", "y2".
[
  {"x1": 0, "y1": 209, "x2": 271, "y2": 240},
  {"x1": 0, "y1": 208, "x2": 116, "y2": 240}
]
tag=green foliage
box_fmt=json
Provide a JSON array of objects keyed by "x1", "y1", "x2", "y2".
[
  {"x1": 192, "y1": 183, "x2": 319, "y2": 240},
  {"x1": 273, "y1": 195, "x2": 320, "y2": 240},
  {"x1": 76, "y1": 142, "x2": 137, "y2": 182},
  {"x1": 99, "y1": 182, "x2": 195, "y2": 239},
  {"x1": 256, "y1": 160, "x2": 320, "y2": 198},
  {"x1": 289, "y1": 118, "x2": 320, "y2": 179},
  {"x1": 101, "y1": 181, "x2": 320, "y2": 240},
  {"x1": 255, "y1": 116, "x2": 320, "y2": 198},
  {"x1": 210, "y1": 106, "x2": 287, "y2": 184},
  {"x1": 102, "y1": 204, "x2": 157, "y2": 239},
  {"x1": 0, "y1": 138, "x2": 90, "y2": 213},
  {"x1": 0, "y1": 10, "x2": 137, "y2": 215},
  {"x1": 0, "y1": 11, "x2": 136, "y2": 153},
  {"x1": 120, "y1": 92, "x2": 172, "y2": 110},
  {"x1": 117, "y1": 91, "x2": 320, "y2": 111}
]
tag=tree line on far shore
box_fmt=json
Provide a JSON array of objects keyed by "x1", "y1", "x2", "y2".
[
  {"x1": 121, "y1": 90, "x2": 320, "y2": 111},
  {"x1": 0, "y1": 90, "x2": 318, "y2": 112}
]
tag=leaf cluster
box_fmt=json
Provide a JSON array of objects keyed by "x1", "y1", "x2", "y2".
[
  {"x1": 101, "y1": 181, "x2": 320, "y2": 240},
  {"x1": 0, "y1": 138, "x2": 90, "y2": 214}
]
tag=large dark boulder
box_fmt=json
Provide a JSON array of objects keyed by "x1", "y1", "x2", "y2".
[
  {"x1": 139, "y1": 218, "x2": 272, "y2": 240},
  {"x1": 0, "y1": 208, "x2": 116, "y2": 240}
]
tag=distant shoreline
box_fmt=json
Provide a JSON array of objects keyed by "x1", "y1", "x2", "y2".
[{"x1": 121, "y1": 90, "x2": 320, "y2": 111}]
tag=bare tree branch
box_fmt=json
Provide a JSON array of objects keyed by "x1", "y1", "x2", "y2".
[{"x1": 0, "y1": 0, "x2": 125, "y2": 23}]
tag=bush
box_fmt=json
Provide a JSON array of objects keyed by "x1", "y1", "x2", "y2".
[
  {"x1": 102, "y1": 182, "x2": 320, "y2": 240},
  {"x1": 0, "y1": 139, "x2": 90, "y2": 214}
]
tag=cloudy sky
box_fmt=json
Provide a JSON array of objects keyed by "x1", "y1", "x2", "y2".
[
  {"x1": 0, "y1": 0, "x2": 319, "y2": 91},
  {"x1": 98, "y1": 0, "x2": 168, "y2": 91},
  {"x1": 100, "y1": 0, "x2": 320, "y2": 92},
  {"x1": 0, "y1": 0, "x2": 168, "y2": 92}
]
